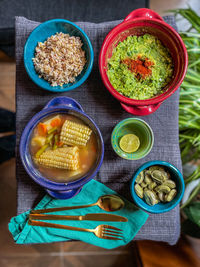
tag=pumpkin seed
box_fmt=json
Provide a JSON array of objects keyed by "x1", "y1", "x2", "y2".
[
  {"x1": 149, "y1": 166, "x2": 157, "y2": 172},
  {"x1": 135, "y1": 171, "x2": 144, "y2": 184},
  {"x1": 140, "y1": 182, "x2": 148, "y2": 188},
  {"x1": 155, "y1": 185, "x2": 171, "y2": 194},
  {"x1": 148, "y1": 181, "x2": 157, "y2": 190},
  {"x1": 162, "y1": 179, "x2": 176, "y2": 189},
  {"x1": 159, "y1": 171, "x2": 170, "y2": 181},
  {"x1": 151, "y1": 170, "x2": 165, "y2": 183},
  {"x1": 144, "y1": 190, "x2": 159, "y2": 205},
  {"x1": 165, "y1": 189, "x2": 177, "y2": 202},
  {"x1": 135, "y1": 165, "x2": 177, "y2": 205},
  {"x1": 134, "y1": 184, "x2": 143, "y2": 198},
  {"x1": 158, "y1": 192, "x2": 165, "y2": 202},
  {"x1": 149, "y1": 166, "x2": 164, "y2": 172},
  {"x1": 144, "y1": 173, "x2": 153, "y2": 184}
]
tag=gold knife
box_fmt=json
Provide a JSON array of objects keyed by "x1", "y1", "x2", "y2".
[{"x1": 29, "y1": 213, "x2": 128, "y2": 222}]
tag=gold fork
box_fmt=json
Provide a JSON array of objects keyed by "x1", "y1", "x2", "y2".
[{"x1": 28, "y1": 219, "x2": 123, "y2": 240}]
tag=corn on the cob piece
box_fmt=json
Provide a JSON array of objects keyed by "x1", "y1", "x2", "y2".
[
  {"x1": 60, "y1": 120, "x2": 92, "y2": 147},
  {"x1": 35, "y1": 146, "x2": 79, "y2": 170}
]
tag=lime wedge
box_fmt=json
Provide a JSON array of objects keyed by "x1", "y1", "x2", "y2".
[{"x1": 119, "y1": 134, "x2": 140, "y2": 153}]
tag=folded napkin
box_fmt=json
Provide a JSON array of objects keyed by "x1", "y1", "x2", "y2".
[{"x1": 9, "y1": 180, "x2": 148, "y2": 249}]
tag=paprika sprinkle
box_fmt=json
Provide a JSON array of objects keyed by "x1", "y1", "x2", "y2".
[{"x1": 122, "y1": 56, "x2": 154, "y2": 79}]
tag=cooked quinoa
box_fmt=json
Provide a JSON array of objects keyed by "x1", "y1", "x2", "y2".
[{"x1": 32, "y1": 32, "x2": 86, "y2": 87}]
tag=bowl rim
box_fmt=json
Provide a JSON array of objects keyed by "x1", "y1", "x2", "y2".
[
  {"x1": 130, "y1": 160, "x2": 185, "y2": 213},
  {"x1": 19, "y1": 105, "x2": 104, "y2": 191},
  {"x1": 111, "y1": 118, "x2": 154, "y2": 160},
  {"x1": 24, "y1": 18, "x2": 94, "y2": 92},
  {"x1": 99, "y1": 17, "x2": 188, "y2": 105}
]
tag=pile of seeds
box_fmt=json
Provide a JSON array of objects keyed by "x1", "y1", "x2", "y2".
[
  {"x1": 32, "y1": 32, "x2": 86, "y2": 87},
  {"x1": 134, "y1": 165, "x2": 177, "y2": 205}
]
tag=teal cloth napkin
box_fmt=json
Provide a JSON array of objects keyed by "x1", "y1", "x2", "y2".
[{"x1": 9, "y1": 180, "x2": 148, "y2": 249}]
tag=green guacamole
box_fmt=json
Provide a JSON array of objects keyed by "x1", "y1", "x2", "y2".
[{"x1": 107, "y1": 34, "x2": 174, "y2": 100}]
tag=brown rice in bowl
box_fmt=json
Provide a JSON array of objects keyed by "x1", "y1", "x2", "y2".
[{"x1": 32, "y1": 32, "x2": 86, "y2": 87}]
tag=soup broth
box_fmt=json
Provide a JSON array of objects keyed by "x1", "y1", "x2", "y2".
[{"x1": 30, "y1": 113, "x2": 98, "y2": 183}]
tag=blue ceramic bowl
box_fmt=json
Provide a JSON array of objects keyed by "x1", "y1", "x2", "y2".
[
  {"x1": 24, "y1": 19, "x2": 94, "y2": 92},
  {"x1": 130, "y1": 161, "x2": 185, "y2": 213},
  {"x1": 20, "y1": 97, "x2": 104, "y2": 199}
]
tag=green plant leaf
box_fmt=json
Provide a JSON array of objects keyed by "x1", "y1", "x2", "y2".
[
  {"x1": 183, "y1": 202, "x2": 200, "y2": 226},
  {"x1": 173, "y1": 8, "x2": 200, "y2": 165}
]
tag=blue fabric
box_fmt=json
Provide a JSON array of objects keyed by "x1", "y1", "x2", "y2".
[{"x1": 9, "y1": 180, "x2": 148, "y2": 249}]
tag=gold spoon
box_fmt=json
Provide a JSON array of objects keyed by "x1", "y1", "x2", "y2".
[{"x1": 30, "y1": 195, "x2": 125, "y2": 214}]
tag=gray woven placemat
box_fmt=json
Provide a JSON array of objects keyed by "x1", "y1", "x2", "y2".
[{"x1": 15, "y1": 16, "x2": 182, "y2": 245}]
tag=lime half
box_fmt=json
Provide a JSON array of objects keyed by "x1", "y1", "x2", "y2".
[{"x1": 119, "y1": 134, "x2": 140, "y2": 153}]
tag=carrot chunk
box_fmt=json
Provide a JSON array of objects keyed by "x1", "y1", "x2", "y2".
[
  {"x1": 50, "y1": 117, "x2": 61, "y2": 127},
  {"x1": 37, "y1": 123, "x2": 47, "y2": 136}
]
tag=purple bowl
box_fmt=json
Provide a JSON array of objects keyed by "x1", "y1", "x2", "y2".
[{"x1": 20, "y1": 96, "x2": 104, "y2": 199}]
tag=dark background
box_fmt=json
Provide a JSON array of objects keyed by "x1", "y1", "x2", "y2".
[{"x1": 0, "y1": 0, "x2": 148, "y2": 57}]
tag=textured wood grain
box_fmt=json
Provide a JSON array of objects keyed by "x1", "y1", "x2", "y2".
[
  {"x1": 0, "y1": 59, "x2": 15, "y2": 111},
  {"x1": 137, "y1": 237, "x2": 200, "y2": 267}
]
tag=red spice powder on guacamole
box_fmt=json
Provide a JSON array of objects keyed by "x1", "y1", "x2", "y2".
[{"x1": 122, "y1": 56, "x2": 154, "y2": 79}]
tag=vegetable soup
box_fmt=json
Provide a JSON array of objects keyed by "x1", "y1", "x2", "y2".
[{"x1": 30, "y1": 114, "x2": 98, "y2": 183}]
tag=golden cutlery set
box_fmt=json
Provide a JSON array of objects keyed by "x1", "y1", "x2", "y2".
[{"x1": 28, "y1": 195, "x2": 127, "y2": 240}]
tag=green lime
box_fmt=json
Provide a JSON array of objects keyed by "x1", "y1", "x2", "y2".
[{"x1": 119, "y1": 134, "x2": 140, "y2": 153}]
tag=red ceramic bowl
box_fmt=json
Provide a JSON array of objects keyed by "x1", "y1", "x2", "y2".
[{"x1": 99, "y1": 8, "x2": 188, "y2": 116}]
